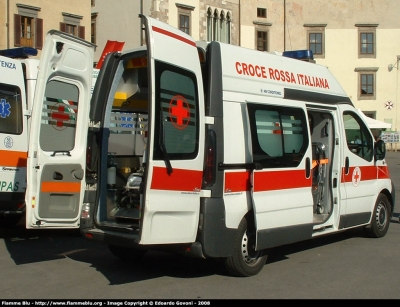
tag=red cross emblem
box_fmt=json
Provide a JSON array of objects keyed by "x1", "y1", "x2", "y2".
[
  {"x1": 50, "y1": 103, "x2": 71, "y2": 130},
  {"x1": 352, "y1": 167, "x2": 361, "y2": 187},
  {"x1": 169, "y1": 95, "x2": 190, "y2": 130}
]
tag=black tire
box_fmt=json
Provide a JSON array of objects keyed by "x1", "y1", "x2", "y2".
[
  {"x1": 224, "y1": 218, "x2": 268, "y2": 277},
  {"x1": 0, "y1": 215, "x2": 22, "y2": 228},
  {"x1": 108, "y1": 244, "x2": 147, "y2": 261},
  {"x1": 364, "y1": 194, "x2": 391, "y2": 238}
]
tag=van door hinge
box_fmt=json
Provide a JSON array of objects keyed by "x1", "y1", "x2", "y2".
[
  {"x1": 24, "y1": 109, "x2": 32, "y2": 117},
  {"x1": 204, "y1": 116, "x2": 214, "y2": 125},
  {"x1": 89, "y1": 120, "x2": 101, "y2": 128}
]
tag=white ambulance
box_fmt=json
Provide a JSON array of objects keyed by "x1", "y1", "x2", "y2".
[
  {"x1": 0, "y1": 46, "x2": 98, "y2": 227},
  {"x1": 0, "y1": 47, "x2": 39, "y2": 226},
  {"x1": 25, "y1": 16, "x2": 395, "y2": 277}
]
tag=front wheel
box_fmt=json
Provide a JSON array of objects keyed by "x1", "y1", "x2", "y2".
[
  {"x1": 224, "y1": 218, "x2": 268, "y2": 277},
  {"x1": 364, "y1": 194, "x2": 391, "y2": 238}
]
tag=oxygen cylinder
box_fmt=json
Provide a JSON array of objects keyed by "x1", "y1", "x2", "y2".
[{"x1": 107, "y1": 152, "x2": 117, "y2": 188}]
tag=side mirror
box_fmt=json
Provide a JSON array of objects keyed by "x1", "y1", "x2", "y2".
[{"x1": 374, "y1": 139, "x2": 386, "y2": 161}]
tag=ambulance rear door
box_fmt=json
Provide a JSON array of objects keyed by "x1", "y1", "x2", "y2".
[
  {"x1": 139, "y1": 16, "x2": 205, "y2": 244},
  {"x1": 338, "y1": 104, "x2": 376, "y2": 228},
  {"x1": 247, "y1": 100, "x2": 314, "y2": 250},
  {"x1": 25, "y1": 30, "x2": 95, "y2": 228}
]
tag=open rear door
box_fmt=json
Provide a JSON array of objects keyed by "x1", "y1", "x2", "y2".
[
  {"x1": 139, "y1": 16, "x2": 205, "y2": 244},
  {"x1": 25, "y1": 30, "x2": 94, "y2": 229}
]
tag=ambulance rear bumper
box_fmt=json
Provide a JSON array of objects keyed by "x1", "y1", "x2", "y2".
[
  {"x1": 0, "y1": 192, "x2": 26, "y2": 216},
  {"x1": 82, "y1": 227, "x2": 205, "y2": 259}
]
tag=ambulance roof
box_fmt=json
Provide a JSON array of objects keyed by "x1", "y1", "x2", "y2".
[{"x1": 209, "y1": 42, "x2": 350, "y2": 104}]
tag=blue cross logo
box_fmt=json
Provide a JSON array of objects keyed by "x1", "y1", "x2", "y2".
[{"x1": 0, "y1": 99, "x2": 11, "y2": 118}]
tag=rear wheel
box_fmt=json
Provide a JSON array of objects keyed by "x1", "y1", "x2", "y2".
[
  {"x1": 364, "y1": 194, "x2": 391, "y2": 238},
  {"x1": 108, "y1": 244, "x2": 147, "y2": 262},
  {"x1": 224, "y1": 218, "x2": 268, "y2": 277}
]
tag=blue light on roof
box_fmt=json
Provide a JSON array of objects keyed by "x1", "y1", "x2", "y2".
[
  {"x1": 0, "y1": 47, "x2": 38, "y2": 59},
  {"x1": 282, "y1": 50, "x2": 314, "y2": 61}
]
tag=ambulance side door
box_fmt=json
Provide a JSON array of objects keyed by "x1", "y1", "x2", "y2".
[
  {"x1": 247, "y1": 102, "x2": 314, "y2": 250},
  {"x1": 338, "y1": 104, "x2": 376, "y2": 228},
  {"x1": 139, "y1": 16, "x2": 205, "y2": 244},
  {"x1": 25, "y1": 31, "x2": 94, "y2": 228}
]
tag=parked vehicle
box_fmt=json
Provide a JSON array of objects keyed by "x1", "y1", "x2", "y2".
[
  {"x1": 0, "y1": 47, "x2": 99, "y2": 227},
  {"x1": 0, "y1": 47, "x2": 39, "y2": 226},
  {"x1": 25, "y1": 16, "x2": 394, "y2": 277}
]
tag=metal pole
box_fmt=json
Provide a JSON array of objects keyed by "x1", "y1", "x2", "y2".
[
  {"x1": 239, "y1": 0, "x2": 241, "y2": 46},
  {"x1": 7, "y1": 0, "x2": 10, "y2": 48},
  {"x1": 140, "y1": 0, "x2": 143, "y2": 46},
  {"x1": 283, "y1": 0, "x2": 286, "y2": 51}
]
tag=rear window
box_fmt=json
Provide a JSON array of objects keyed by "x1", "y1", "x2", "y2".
[{"x1": 0, "y1": 83, "x2": 23, "y2": 135}]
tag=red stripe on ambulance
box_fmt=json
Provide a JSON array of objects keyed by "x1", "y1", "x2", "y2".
[
  {"x1": 225, "y1": 171, "x2": 252, "y2": 192},
  {"x1": 224, "y1": 170, "x2": 311, "y2": 193},
  {"x1": 150, "y1": 166, "x2": 202, "y2": 191},
  {"x1": 253, "y1": 170, "x2": 311, "y2": 192},
  {"x1": 152, "y1": 26, "x2": 196, "y2": 47},
  {"x1": 377, "y1": 165, "x2": 390, "y2": 179},
  {"x1": 341, "y1": 165, "x2": 389, "y2": 183}
]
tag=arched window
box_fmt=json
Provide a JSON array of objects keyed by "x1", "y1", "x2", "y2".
[
  {"x1": 207, "y1": 7, "x2": 213, "y2": 41},
  {"x1": 220, "y1": 11, "x2": 226, "y2": 43},
  {"x1": 213, "y1": 9, "x2": 219, "y2": 41},
  {"x1": 225, "y1": 12, "x2": 231, "y2": 43},
  {"x1": 206, "y1": 7, "x2": 231, "y2": 43}
]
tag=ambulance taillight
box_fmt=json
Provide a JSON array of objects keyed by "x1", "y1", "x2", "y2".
[
  {"x1": 86, "y1": 146, "x2": 92, "y2": 168},
  {"x1": 203, "y1": 131, "x2": 216, "y2": 187},
  {"x1": 204, "y1": 145, "x2": 214, "y2": 186},
  {"x1": 81, "y1": 203, "x2": 90, "y2": 219}
]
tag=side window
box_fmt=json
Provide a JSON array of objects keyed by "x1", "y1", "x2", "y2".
[
  {"x1": 247, "y1": 104, "x2": 308, "y2": 168},
  {"x1": 91, "y1": 14, "x2": 97, "y2": 45},
  {"x1": 0, "y1": 83, "x2": 23, "y2": 135},
  {"x1": 153, "y1": 61, "x2": 199, "y2": 160},
  {"x1": 343, "y1": 111, "x2": 373, "y2": 161},
  {"x1": 359, "y1": 31, "x2": 375, "y2": 57},
  {"x1": 357, "y1": 25, "x2": 377, "y2": 59},
  {"x1": 256, "y1": 30, "x2": 268, "y2": 52},
  {"x1": 177, "y1": 3, "x2": 194, "y2": 35},
  {"x1": 305, "y1": 25, "x2": 326, "y2": 59},
  {"x1": 257, "y1": 8, "x2": 267, "y2": 18},
  {"x1": 309, "y1": 32, "x2": 323, "y2": 55},
  {"x1": 39, "y1": 80, "x2": 79, "y2": 152},
  {"x1": 60, "y1": 13, "x2": 85, "y2": 39},
  {"x1": 14, "y1": 5, "x2": 43, "y2": 49}
]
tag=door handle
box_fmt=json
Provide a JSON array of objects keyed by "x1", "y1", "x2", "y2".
[{"x1": 72, "y1": 169, "x2": 84, "y2": 180}]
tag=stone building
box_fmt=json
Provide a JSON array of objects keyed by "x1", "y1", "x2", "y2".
[{"x1": 2, "y1": 0, "x2": 399, "y2": 132}]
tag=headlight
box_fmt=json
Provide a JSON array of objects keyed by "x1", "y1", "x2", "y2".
[{"x1": 126, "y1": 174, "x2": 142, "y2": 190}]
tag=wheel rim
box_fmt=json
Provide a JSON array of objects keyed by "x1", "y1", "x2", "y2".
[
  {"x1": 241, "y1": 230, "x2": 262, "y2": 266},
  {"x1": 375, "y1": 202, "x2": 387, "y2": 230}
]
